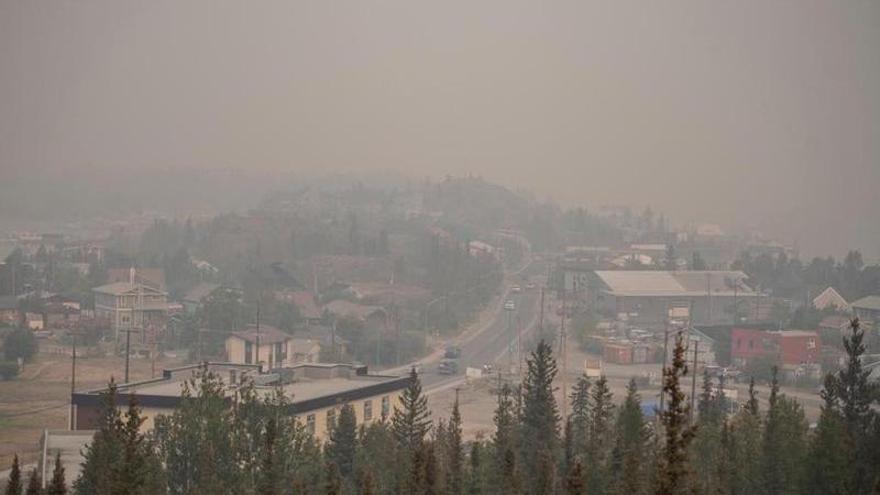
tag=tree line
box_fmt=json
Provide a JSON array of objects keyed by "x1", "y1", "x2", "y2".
[{"x1": 5, "y1": 320, "x2": 879, "y2": 494}]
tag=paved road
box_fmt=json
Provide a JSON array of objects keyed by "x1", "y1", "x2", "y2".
[{"x1": 421, "y1": 259, "x2": 548, "y2": 389}]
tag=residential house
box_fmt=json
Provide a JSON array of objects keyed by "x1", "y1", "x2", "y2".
[
  {"x1": 92, "y1": 280, "x2": 168, "y2": 343},
  {"x1": 851, "y1": 296, "x2": 880, "y2": 327},
  {"x1": 812, "y1": 287, "x2": 850, "y2": 313},
  {"x1": 71, "y1": 362, "x2": 411, "y2": 441},
  {"x1": 226, "y1": 324, "x2": 295, "y2": 369},
  {"x1": 289, "y1": 337, "x2": 321, "y2": 364},
  {"x1": 181, "y1": 282, "x2": 222, "y2": 314},
  {"x1": 819, "y1": 315, "x2": 854, "y2": 335},
  {"x1": 323, "y1": 300, "x2": 388, "y2": 329},
  {"x1": 107, "y1": 268, "x2": 166, "y2": 290},
  {"x1": 275, "y1": 290, "x2": 323, "y2": 325}
]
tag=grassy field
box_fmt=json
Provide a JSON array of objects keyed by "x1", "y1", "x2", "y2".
[{"x1": 0, "y1": 346, "x2": 185, "y2": 469}]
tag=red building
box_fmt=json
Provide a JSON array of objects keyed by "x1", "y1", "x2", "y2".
[
  {"x1": 730, "y1": 328, "x2": 820, "y2": 368},
  {"x1": 603, "y1": 342, "x2": 633, "y2": 365}
]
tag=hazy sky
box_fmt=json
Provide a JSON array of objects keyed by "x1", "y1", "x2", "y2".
[{"x1": 1, "y1": 1, "x2": 878, "y2": 258}]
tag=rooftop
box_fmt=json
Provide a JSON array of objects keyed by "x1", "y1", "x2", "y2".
[
  {"x1": 592, "y1": 270, "x2": 754, "y2": 297},
  {"x1": 229, "y1": 324, "x2": 290, "y2": 345},
  {"x1": 74, "y1": 362, "x2": 409, "y2": 414},
  {"x1": 92, "y1": 281, "x2": 167, "y2": 296},
  {"x1": 851, "y1": 295, "x2": 880, "y2": 311}
]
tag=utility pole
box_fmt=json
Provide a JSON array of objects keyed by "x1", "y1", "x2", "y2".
[
  {"x1": 690, "y1": 337, "x2": 699, "y2": 424},
  {"x1": 124, "y1": 327, "x2": 132, "y2": 383},
  {"x1": 256, "y1": 298, "x2": 262, "y2": 368},
  {"x1": 69, "y1": 331, "x2": 82, "y2": 429},
  {"x1": 706, "y1": 272, "x2": 712, "y2": 324},
  {"x1": 560, "y1": 286, "x2": 568, "y2": 420},
  {"x1": 659, "y1": 311, "x2": 671, "y2": 419}
]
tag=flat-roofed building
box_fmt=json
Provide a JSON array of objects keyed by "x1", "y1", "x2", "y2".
[
  {"x1": 71, "y1": 362, "x2": 410, "y2": 441},
  {"x1": 581, "y1": 270, "x2": 756, "y2": 326}
]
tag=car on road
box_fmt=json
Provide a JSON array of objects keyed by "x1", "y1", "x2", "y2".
[
  {"x1": 504, "y1": 299, "x2": 516, "y2": 311},
  {"x1": 525, "y1": 282, "x2": 537, "y2": 290},
  {"x1": 437, "y1": 359, "x2": 459, "y2": 375},
  {"x1": 511, "y1": 285, "x2": 522, "y2": 293},
  {"x1": 482, "y1": 363, "x2": 495, "y2": 374}
]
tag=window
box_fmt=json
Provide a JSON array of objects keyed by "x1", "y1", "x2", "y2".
[
  {"x1": 275, "y1": 342, "x2": 285, "y2": 364},
  {"x1": 245, "y1": 341, "x2": 253, "y2": 364},
  {"x1": 306, "y1": 414, "x2": 316, "y2": 434},
  {"x1": 364, "y1": 400, "x2": 373, "y2": 422},
  {"x1": 807, "y1": 338, "x2": 816, "y2": 349},
  {"x1": 327, "y1": 409, "x2": 336, "y2": 430},
  {"x1": 381, "y1": 396, "x2": 390, "y2": 417},
  {"x1": 748, "y1": 339, "x2": 754, "y2": 350},
  {"x1": 122, "y1": 315, "x2": 130, "y2": 324},
  {"x1": 736, "y1": 338, "x2": 741, "y2": 349}
]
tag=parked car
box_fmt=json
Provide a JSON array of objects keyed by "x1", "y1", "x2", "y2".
[
  {"x1": 511, "y1": 286, "x2": 522, "y2": 294},
  {"x1": 504, "y1": 299, "x2": 516, "y2": 311}
]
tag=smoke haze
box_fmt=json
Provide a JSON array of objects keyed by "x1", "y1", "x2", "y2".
[{"x1": 1, "y1": 0, "x2": 878, "y2": 257}]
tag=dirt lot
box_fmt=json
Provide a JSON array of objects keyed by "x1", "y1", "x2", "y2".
[{"x1": 0, "y1": 347, "x2": 186, "y2": 468}]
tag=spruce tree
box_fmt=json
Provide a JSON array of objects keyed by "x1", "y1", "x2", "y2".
[
  {"x1": 568, "y1": 374, "x2": 591, "y2": 460},
  {"x1": 564, "y1": 458, "x2": 587, "y2": 495},
  {"x1": 534, "y1": 448, "x2": 556, "y2": 495},
  {"x1": 586, "y1": 375, "x2": 614, "y2": 495},
  {"x1": 761, "y1": 367, "x2": 808, "y2": 495},
  {"x1": 656, "y1": 331, "x2": 696, "y2": 495},
  {"x1": 519, "y1": 340, "x2": 560, "y2": 492},
  {"x1": 803, "y1": 374, "x2": 849, "y2": 495},
  {"x1": 692, "y1": 370, "x2": 724, "y2": 494},
  {"x1": 46, "y1": 452, "x2": 66, "y2": 495},
  {"x1": 111, "y1": 394, "x2": 164, "y2": 494},
  {"x1": 391, "y1": 369, "x2": 432, "y2": 452},
  {"x1": 354, "y1": 421, "x2": 396, "y2": 495},
  {"x1": 24, "y1": 468, "x2": 41, "y2": 495},
  {"x1": 326, "y1": 404, "x2": 358, "y2": 482},
  {"x1": 466, "y1": 441, "x2": 484, "y2": 495},
  {"x1": 746, "y1": 377, "x2": 759, "y2": 416},
  {"x1": 324, "y1": 461, "x2": 342, "y2": 495},
  {"x1": 728, "y1": 385, "x2": 762, "y2": 495},
  {"x1": 611, "y1": 378, "x2": 648, "y2": 495},
  {"x1": 445, "y1": 396, "x2": 463, "y2": 495},
  {"x1": 499, "y1": 448, "x2": 520, "y2": 495},
  {"x1": 256, "y1": 416, "x2": 280, "y2": 495},
  {"x1": 424, "y1": 442, "x2": 440, "y2": 495},
  {"x1": 357, "y1": 469, "x2": 376, "y2": 495},
  {"x1": 491, "y1": 382, "x2": 515, "y2": 473},
  {"x1": 836, "y1": 318, "x2": 879, "y2": 492},
  {"x1": 6, "y1": 455, "x2": 22, "y2": 495},
  {"x1": 74, "y1": 380, "x2": 122, "y2": 495}
]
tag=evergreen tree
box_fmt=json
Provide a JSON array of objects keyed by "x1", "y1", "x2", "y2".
[
  {"x1": 355, "y1": 421, "x2": 397, "y2": 495},
  {"x1": 391, "y1": 369, "x2": 432, "y2": 452},
  {"x1": 499, "y1": 448, "x2": 521, "y2": 495},
  {"x1": 692, "y1": 370, "x2": 724, "y2": 494},
  {"x1": 256, "y1": 416, "x2": 280, "y2": 495},
  {"x1": 24, "y1": 468, "x2": 41, "y2": 495},
  {"x1": 111, "y1": 394, "x2": 164, "y2": 494},
  {"x1": 491, "y1": 382, "x2": 515, "y2": 471},
  {"x1": 6, "y1": 455, "x2": 22, "y2": 495},
  {"x1": 611, "y1": 378, "x2": 649, "y2": 495},
  {"x1": 74, "y1": 381, "x2": 123, "y2": 495},
  {"x1": 656, "y1": 331, "x2": 696, "y2": 495},
  {"x1": 357, "y1": 469, "x2": 376, "y2": 495},
  {"x1": 324, "y1": 461, "x2": 342, "y2": 495},
  {"x1": 761, "y1": 367, "x2": 808, "y2": 495},
  {"x1": 728, "y1": 387, "x2": 762, "y2": 495},
  {"x1": 803, "y1": 375, "x2": 849, "y2": 495},
  {"x1": 424, "y1": 442, "x2": 440, "y2": 495},
  {"x1": 326, "y1": 404, "x2": 358, "y2": 482},
  {"x1": 46, "y1": 452, "x2": 66, "y2": 495},
  {"x1": 445, "y1": 396, "x2": 463, "y2": 495},
  {"x1": 534, "y1": 448, "x2": 556, "y2": 495},
  {"x1": 568, "y1": 374, "x2": 591, "y2": 460},
  {"x1": 564, "y1": 459, "x2": 587, "y2": 495},
  {"x1": 585, "y1": 375, "x2": 614, "y2": 495},
  {"x1": 466, "y1": 441, "x2": 485, "y2": 495},
  {"x1": 836, "y1": 318, "x2": 879, "y2": 493},
  {"x1": 519, "y1": 340, "x2": 560, "y2": 492}
]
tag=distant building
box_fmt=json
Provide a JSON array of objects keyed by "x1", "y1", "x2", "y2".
[
  {"x1": 731, "y1": 328, "x2": 821, "y2": 374},
  {"x1": 851, "y1": 296, "x2": 880, "y2": 326},
  {"x1": 107, "y1": 267, "x2": 166, "y2": 290},
  {"x1": 181, "y1": 282, "x2": 229, "y2": 314},
  {"x1": 92, "y1": 279, "x2": 168, "y2": 343},
  {"x1": 275, "y1": 290, "x2": 323, "y2": 325},
  {"x1": 71, "y1": 362, "x2": 411, "y2": 441},
  {"x1": 0, "y1": 296, "x2": 20, "y2": 326},
  {"x1": 812, "y1": 287, "x2": 850, "y2": 313},
  {"x1": 225, "y1": 324, "x2": 297, "y2": 368},
  {"x1": 581, "y1": 270, "x2": 755, "y2": 326},
  {"x1": 25, "y1": 312, "x2": 44, "y2": 330}
]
